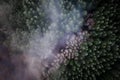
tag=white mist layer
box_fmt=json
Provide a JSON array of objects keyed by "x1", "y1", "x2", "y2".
[{"x1": 11, "y1": 0, "x2": 86, "y2": 80}]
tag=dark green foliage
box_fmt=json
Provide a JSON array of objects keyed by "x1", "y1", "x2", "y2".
[
  {"x1": 0, "y1": 0, "x2": 120, "y2": 80},
  {"x1": 10, "y1": 0, "x2": 27, "y2": 31},
  {"x1": 60, "y1": 0, "x2": 120, "y2": 80},
  {"x1": 21, "y1": 0, "x2": 120, "y2": 80},
  {"x1": 23, "y1": 0, "x2": 50, "y2": 32}
]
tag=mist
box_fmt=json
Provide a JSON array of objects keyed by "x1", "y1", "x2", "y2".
[{"x1": 5, "y1": 0, "x2": 86, "y2": 80}]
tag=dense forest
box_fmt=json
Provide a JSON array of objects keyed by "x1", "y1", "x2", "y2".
[{"x1": 0, "y1": 0, "x2": 120, "y2": 80}]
